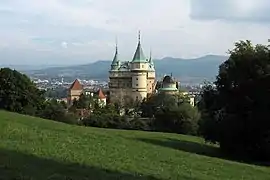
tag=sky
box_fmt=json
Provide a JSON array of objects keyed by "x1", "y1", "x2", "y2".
[{"x1": 1, "y1": 0, "x2": 270, "y2": 65}]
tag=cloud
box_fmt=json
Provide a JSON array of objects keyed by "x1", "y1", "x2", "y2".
[
  {"x1": 0, "y1": 0, "x2": 270, "y2": 65},
  {"x1": 190, "y1": 0, "x2": 270, "y2": 22},
  {"x1": 61, "y1": 42, "x2": 68, "y2": 49}
]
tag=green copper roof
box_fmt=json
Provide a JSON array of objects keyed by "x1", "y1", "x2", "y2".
[
  {"x1": 111, "y1": 45, "x2": 120, "y2": 71},
  {"x1": 132, "y1": 32, "x2": 147, "y2": 63},
  {"x1": 149, "y1": 53, "x2": 154, "y2": 66}
]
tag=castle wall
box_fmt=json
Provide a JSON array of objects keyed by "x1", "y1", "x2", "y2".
[
  {"x1": 131, "y1": 91, "x2": 148, "y2": 102},
  {"x1": 109, "y1": 88, "x2": 133, "y2": 105},
  {"x1": 147, "y1": 78, "x2": 155, "y2": 93},
  {"x1": 131, "y1": 62, "x2": 149, "y2": 71},
  {"x1": 68, "y1": 89, "x2": 83, "y2": 105},
  {"x1": 132, "y1": 72, "x2": 147, "y2": 89}
]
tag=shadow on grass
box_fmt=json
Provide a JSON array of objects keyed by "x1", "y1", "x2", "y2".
[
  {"x1": 0, "y1": 148, "x2": 160, "y2": 180},
  {"x1": 137, "y1": 137, "x2": 222, "y2": 158},
  {"x1": 135, "y1": 137, "x2": 268, "y2": 166}
]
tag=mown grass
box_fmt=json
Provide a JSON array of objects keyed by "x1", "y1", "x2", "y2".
[{"x1": 0, "y1": 110, "x2": 269, "y2": 180}]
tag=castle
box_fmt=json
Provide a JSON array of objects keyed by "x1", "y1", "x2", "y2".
[
  {"x1": 109, "y1": 32, "x2": 156, "y2": 103},
  {"x1": 67, "y1": 32, "x2": 196, "y2": 108}
]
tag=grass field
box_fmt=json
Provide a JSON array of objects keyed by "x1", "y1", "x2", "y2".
[{"x1": 0, "y1": 110, "x2": 269, "y2": 180}]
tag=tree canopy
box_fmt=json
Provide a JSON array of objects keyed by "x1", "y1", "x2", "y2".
[
  {"x1": 199, "y1": 40, "x2": 270, "y2": 160},
  {"x1": 0, "y1": 68, "x2": 45, "y2": 115}
]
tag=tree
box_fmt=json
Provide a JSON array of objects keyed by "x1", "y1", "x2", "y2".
[
  {"x1": 199, "y1": 40, "x2": 270, "y2": 160},
  {"x1": 141, "y1": 93, "x2": 200, "y2": 135},
  {"x1": 154, "y1": 102, "x2": 200, "y2": 135},
  {"x1": 38, "y1": 99, "x2": 78, "y2": 124},
  {"x1": 0, "y1": 68, "x2": 45, "y2": 115},
  {"x1": 77, "y1": 94, "x2": 90, "y2": 109}
]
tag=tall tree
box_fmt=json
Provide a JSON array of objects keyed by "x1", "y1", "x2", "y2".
[
  {"x1": 199, "y1": 40, "x2": 270, "y2": 160},
  {"x1": 0, "y1": 68, "x2": 45, "y2": 115}
]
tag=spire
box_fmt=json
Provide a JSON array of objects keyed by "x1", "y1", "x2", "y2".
[
  {"x1": 138, "y1": 30, "x2": 141, "y2": 44},
  {"x1": 111, "y1": 37, "x2": 120, "y2": 70},
  {"x1": 132, "y1": 31, "x2": 147, "y2": 63},
  {"x1": 149, "y1": 48, "x2": 154, "y2": 65}
]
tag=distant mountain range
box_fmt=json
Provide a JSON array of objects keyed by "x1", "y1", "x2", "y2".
[{"x1": 22, "y1": 55, "x2": 228, "y2": 84}]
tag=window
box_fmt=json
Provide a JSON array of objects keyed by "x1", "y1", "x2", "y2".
[
  {"x1": 136, "y1": 90, "x2": 138, "y2": 92},
  {"x1": 136, "y1": 78, "x2": 138, "y2": 80},
  {"x1": 142, "y1": 65, "x2": 144, "y2": 68},
  {"x1": 136, "y1": 84, "x2": 138, "y2": 86}
]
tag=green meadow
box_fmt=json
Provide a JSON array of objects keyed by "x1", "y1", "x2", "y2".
[{"x1": 0, "y1": 110, "x2": 269, "y2": 180}]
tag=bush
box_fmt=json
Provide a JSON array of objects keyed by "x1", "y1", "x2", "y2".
[{"x1": 82, "y1": 112, "x2": 153, "y2": 131}]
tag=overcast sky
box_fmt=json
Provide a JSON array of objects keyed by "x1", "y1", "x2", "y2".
[{"x1": 1, "y1": 0, "x2": 270, "y2": 65}]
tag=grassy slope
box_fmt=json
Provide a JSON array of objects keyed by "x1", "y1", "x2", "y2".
[{"x1": 0, "y1": 111, "x2": 269, "y2": 180}]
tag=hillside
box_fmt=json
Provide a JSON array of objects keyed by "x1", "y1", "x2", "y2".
[
  {"x1": 24, "y1": 55, "x2": 228, "y2": 84},
  {"x1": 1, "y1": 111, "x2": 269, "y2": 180}
]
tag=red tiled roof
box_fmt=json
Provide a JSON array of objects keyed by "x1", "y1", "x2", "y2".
[
  {"x1": 69, "y1": 79, "x2": 83, "y2": 90},
  {"x1": 98, "y1": 88, "x2": 106, "y2": 99}
]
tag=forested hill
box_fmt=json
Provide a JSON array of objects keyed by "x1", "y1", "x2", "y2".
[{"x1": 24, "y1": 55, "x2": 228, "y2": 83}]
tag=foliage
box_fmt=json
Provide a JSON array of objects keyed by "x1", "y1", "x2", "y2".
[
  {"x1": 82, "y1": 104, "x2": 152, "y2": 131},
  {"x1": 199, "y1": 40, "x2": 270, "y2": 160},
  {"x1": 38, "y1": 99, "x2": 78, "y2": 124},
  {"x1": 141, "y1": 93, "x2": 199, "y2": 135},
  {"x1": 154, "y1": 103, "x2": 200, "y2": 135},
  {"x1": 1, "y1": 110, "x2": 270, "y2": 180},
  {"x1": 70, "y1": 93, "x2": 98, "y2": 110},
  {"x1": 0, "y1": 68, "x2": 45, "y2": 115},
  {"x1": 45, "y1": 87, "x2": 68, "y2": 99},
  {"x1": 76, "y1": 93, "x2": 90, "y2": 109}
]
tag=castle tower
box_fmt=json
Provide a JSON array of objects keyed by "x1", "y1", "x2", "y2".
[
  {"x1": 68, "y1": 79, "x2": 83, "y2": 105},
  {"x1": 130, "y1": 31, "x2": 152, "y2": 102}
]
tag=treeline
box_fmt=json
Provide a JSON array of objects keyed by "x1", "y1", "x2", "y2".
[
  {"x1": 0, "y1": 67, "x2": 200, "y2": 135},
  {"x1": 1, "y1": 40, "x2": 270, "y2": 162},
  {"x1": 81, "y1": 93, "x2": 200, "y2": 135}
]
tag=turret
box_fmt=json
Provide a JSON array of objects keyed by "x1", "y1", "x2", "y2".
[
  {"x1": 131, "y1": 31, "x2": 149, "y2": 101},
  {"x1": 130, "y1": 31, "x2": 149, "y2": 71},
  {"x1": 148, "y1": 49, "x2": 155, "y2": 71},
  {"x1": 110, "y1": 41, "x2": 120, "y2": 71}
]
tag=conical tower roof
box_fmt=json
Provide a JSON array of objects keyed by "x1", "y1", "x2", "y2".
[
  {"x1": 110, "y1": 40, "x2": 120, "y2": 71},
  {"x1": 69, "y1": 79, "x2": 83, "y2": 90},
  {"x1": 112, "y1": 44, "x2": 118, "y2": 65},
  {"x1": 132, "y1": 31, "x2": 147, "y2": 63},
  {"x1": 97, "y1": 88, "x2": 106, "y2": 99},
  {"x1": 149, "y1": 49, "x2": 154, "y2": 65}
]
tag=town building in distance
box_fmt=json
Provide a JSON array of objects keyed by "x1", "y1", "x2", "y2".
[
  {"x1": 67, "y1": 79, "x2": 107, "y2": 107},
  {"x1": 108, "y1": 32, "x2": 156, "y2": 103}
]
